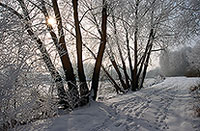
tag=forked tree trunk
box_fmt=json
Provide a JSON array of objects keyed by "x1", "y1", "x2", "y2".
[
  {"x1": 84, "y1": 44, "x2": 124, "y2": 94},
  {"x1": 72, "y1": 0, "x2": 89, "y2": 106},
  {"x1": 112, "y1": 15, "x2": 130, "y2": 90},
  {"x1": 139, "y1": 30, "x2": 155, "y2": 89},
  {"x1": 139, "y1": 5, "x2": 155, "y2": 89},
  {"x1": 91, "y1": 0, "x2": 107, "y2": 100},
  {"x1": 124, "y1": 27, "x2": 134, "y2": 88},
  {"x1": 137, "y1": 29, "x2": 154, "y2": 78},
  {"x1": 52, "y1": 0, "x2": 79, "y2": 107},
  {"x1": 40, "y1": 0, "x2": 73, "y2": 108},
  {"x1": 139, "y1": 43, "x2": 153, "y2": 89}
]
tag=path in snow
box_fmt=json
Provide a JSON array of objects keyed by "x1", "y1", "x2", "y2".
[
  {"x1": 102, "y1": 77, "x2": 200, "y2": 131},
  {"x1": 17, "y1": 77, "x2": 200, "y2": 131}
]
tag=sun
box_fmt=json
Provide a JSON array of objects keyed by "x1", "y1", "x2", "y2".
[{"x1": 47, "y1": 17, "x2": 57, "y2": 26}]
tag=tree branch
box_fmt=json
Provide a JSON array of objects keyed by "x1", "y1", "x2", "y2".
[{"x1": 0, "y1": 2, "x2": 23, "y2": 19}]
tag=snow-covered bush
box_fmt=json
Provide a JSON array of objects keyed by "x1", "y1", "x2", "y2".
[
  {"x1": 0, "y1": 53, "x2": 59, "y2": 130},
  {"x1": 186, "y1": 41, "x2": 200, "y2": 76},
  {"x1": 159, "y1": 40, "x2": 200, "y2": 77},
  {"x1": 0, "y1": 13, "x2": 58, "y2": 130},
  {"x1": 0, "y1": 67, "x2": 58, "y2": 130},
  {"x1": 159, "y1": 47, "x2": 191, "y2": 77}
]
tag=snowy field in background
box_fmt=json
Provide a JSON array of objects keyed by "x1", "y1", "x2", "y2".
[{"x1": 15, "y1": 77, "x2": 200, "y2": 131}]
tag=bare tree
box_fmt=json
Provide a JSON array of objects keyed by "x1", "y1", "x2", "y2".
[
  {"x1": 111, "y1": 14, "x2": 130, "y2": 90},
  {"x1": 0, "y1": 1, "x2": 68, "y2": 107},
  {"x1": 91, "y1": 0, "x2": 108, "y2": 100},
  {"x1": 72, "y1": 0, "x2": 89, "y2": 105},
  {"x1": 51, "y1": 0, "x2": 79, "y2": 107}
]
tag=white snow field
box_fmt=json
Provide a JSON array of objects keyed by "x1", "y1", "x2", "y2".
[{"x1": 17, "y1": 77, "x2": 200, "y2": 131}]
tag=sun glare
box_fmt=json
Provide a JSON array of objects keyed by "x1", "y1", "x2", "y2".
[{"x1": 47, "y1": 17, "x2": 56, "y2": 26}]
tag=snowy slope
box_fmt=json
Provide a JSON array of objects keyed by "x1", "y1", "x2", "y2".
[
  {"x1": 16, "y1": 77, "x2": 200, "y2": 131},
  {"x1": 105, "y1": 77, "x2": 200, "y2": 131}
]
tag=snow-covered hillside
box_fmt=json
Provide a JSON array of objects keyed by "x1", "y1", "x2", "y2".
[{"x1": 16, "y1": 77, "x2": 200, "y2": 131}]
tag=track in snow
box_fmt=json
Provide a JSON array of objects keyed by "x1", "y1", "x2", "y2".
[
  {"x1": 18, "y1": 77, "x2": 200, "y2": 131},
  {"x1": 103, "y1": 77, "x2": 200, "y2": 131}
]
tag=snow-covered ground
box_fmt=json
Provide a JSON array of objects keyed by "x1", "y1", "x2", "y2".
[{"x1": 16, "y1": 77, "x2": 200, "y2": 131}]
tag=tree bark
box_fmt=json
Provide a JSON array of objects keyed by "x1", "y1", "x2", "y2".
[
  {"x1": 132, "y1": 0, "x2": 139, "y2": 91},
  {"x1": 108, "y1": 54, "x2": 128, "y2": 90},
  {"x1": 91, "y1": 0, "x2": 107, "y2": 100},
  {"x1": 139, "y1": 42, "x2": 153, "y2": 89},
  {"x1": 72, "y1": 0, "x2": 89, "y2": 106},
  {"x1": 52, "y1": 0, "x2": 79, "y2": 106},
  {"x1": 84, "y1": 44, "x2": 124, "y2": 94},
  {"x1": 137, "y1": 29, "x2": 154, "y2": 78},
  {"x1": 139, "y1": 4, "x2": 155, "y2": 89}
]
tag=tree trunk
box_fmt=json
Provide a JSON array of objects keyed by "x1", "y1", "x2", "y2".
[
  {"x1": 124, "y1": 27, "x2": 134, "y2": 88},
  {"x1": 108, "y1": 54, "x2": 128, "y2": 90},
  {"x1": 137, "y1": 29, "x2": 154, "y2": 78},
  {"x1": 0, "y1": 1, "x2": 69, "y2": 108},
  {"x1": 27, "y1": 29, "x2": 69, "y2": 108},
  {"x1": 91, "y1": 0, "x2": 107, "y2": 100},
  {"x1": 132, "y1": 0, "x2": 139, "y2": 91},
  {"x1": 139, "y1": 29, "x2": 155, "y2": 89},
  {"x1": 139, "y1": 4, "x2": 155, "y2": 89},
  {"x1": 84, "y1": 44, "x2": 124, "y2": 94},
  {"x1": 139, "y1": 43, "x2": 153, "y2": 89},
  {"x1": 112, "y1": 15, "x2": 130, "y2": 90},
  {"x1": 72, "y1": 0, "x2": 89, "y2": 106},
  {"x1": 52, "y1": 0, "x2": 79, "y2": 107}
]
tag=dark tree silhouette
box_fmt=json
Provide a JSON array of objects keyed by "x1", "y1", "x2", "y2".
[
  {"x1": 91, "y1": 0, "x2": 108, "y2": 100},
  {"x1": 72, "y1": 0, "x2": 89, "y2": 106}
]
